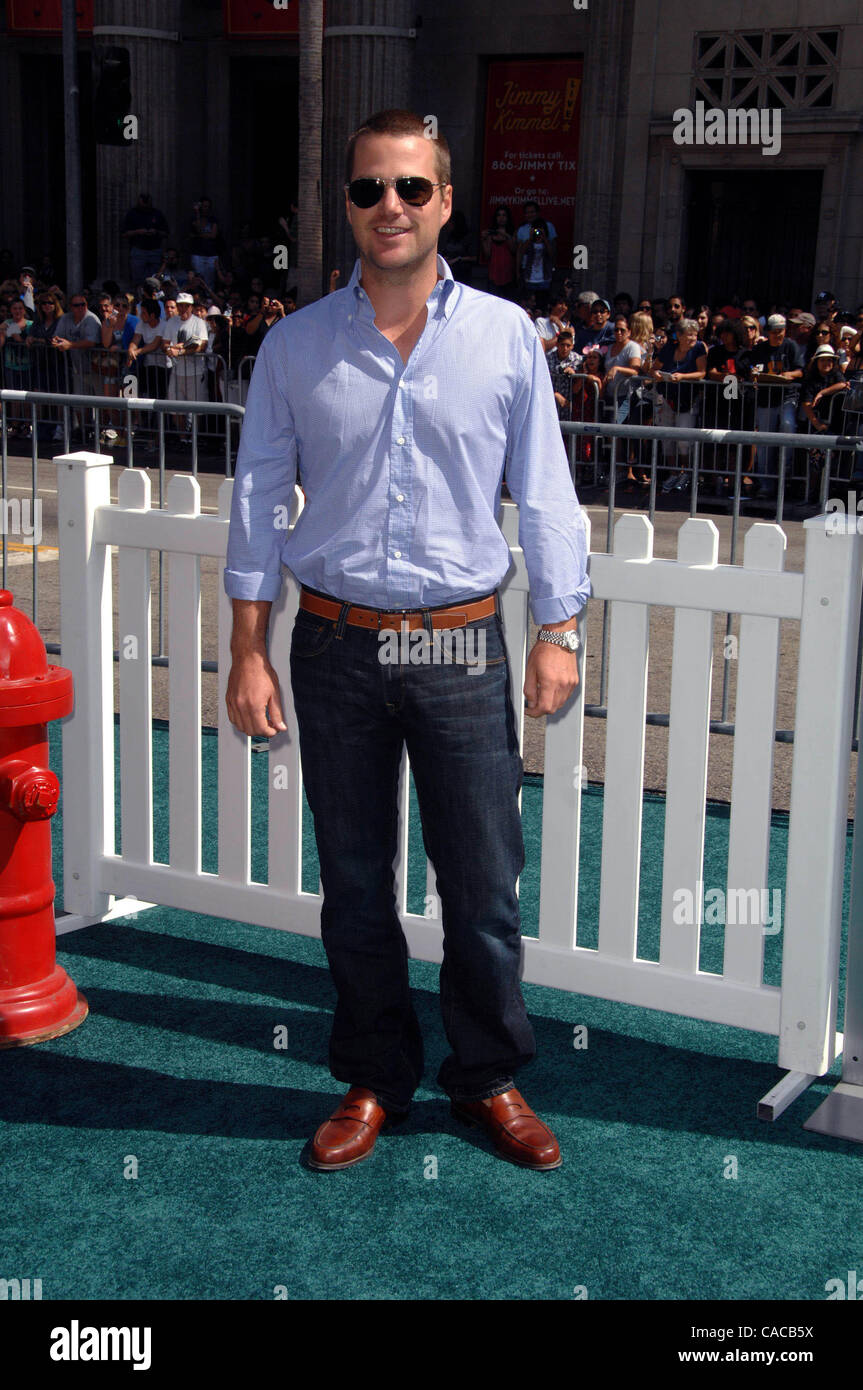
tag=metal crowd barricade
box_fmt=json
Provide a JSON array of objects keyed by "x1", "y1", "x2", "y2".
[
  {"x1": 236, "y1": 355, "x2": 257, "y2": 406},
  {"x1": 562, "y1": 416, "x2": 863, "y2": 735},
  {"x1": 0, "y1": 387, "x2": 244, "y2": 653},
  {"x1": 553, "y1": 372, "x2": 602, "y2": 485}
]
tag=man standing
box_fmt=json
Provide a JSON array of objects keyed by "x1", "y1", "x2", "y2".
[
  {"x1": 161, "y1": 291, "x2": 208, "y2": 441},
  {"x1": 224, "y1": 109, "x2": 589, "y2": 1172},
  {"x1": 748, "y1": 313, "x2": 803, "y2": 500},
  {"x1": 121, "y1": 193, "x2": 169, "y2": 287}
]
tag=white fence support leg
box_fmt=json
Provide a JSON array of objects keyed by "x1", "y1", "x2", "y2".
[
  {"x1": 779, "y1": 514, "x2": 863, "y2": 1078},
  {"x1": 55, "y1": 452, "x2": 115, "y2": 919}
]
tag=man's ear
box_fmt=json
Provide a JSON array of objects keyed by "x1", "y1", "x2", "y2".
[{"x1": 439, "y1": 185, "x2": 454, "y2": 229}]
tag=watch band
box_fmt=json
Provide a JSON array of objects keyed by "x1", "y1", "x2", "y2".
[{"x1": 537, "y1": 627, "x2": 580, "y2": 651}]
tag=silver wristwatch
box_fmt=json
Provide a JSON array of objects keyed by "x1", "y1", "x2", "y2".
[{"x1": 538, "y1": 627, "x2": 580, "y2": 652}]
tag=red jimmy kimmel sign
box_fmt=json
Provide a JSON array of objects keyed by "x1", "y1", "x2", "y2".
[
  {"x1": 224, "y1": 0, "x2": 317, "y2": 35},
  {"x1": 8, "y1": 1, "x2": 93, "y2": 30},
  {"x1": 481, "y1": 59, "x2": 583, "y2": 271}
]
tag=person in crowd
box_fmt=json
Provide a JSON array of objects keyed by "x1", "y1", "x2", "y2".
[
  {"x1": 22, "y1": 290, "x2": 64, "y2": 437},
  {"x1": 481, "y1": 205, "x2": 518, "y2": 298},
  {"x1": 801, "y1": 345, "x2": 850, "y2": 469},
  {"x1": 650, "y1": 316, "x2": 707, "y2": 490},
  {"x1": 163, "y1": 296, "x2": 179, "y2": 319},
  {"x1": 813, "y1": 290, "x2": 838, "y2": 325},
  {"x1": 97, "y1": 294, "x2": 141, "y2": 445},
  {"x1": 626, "y1": 313, "x2": 656, "y2": 483},
  {"x1": 739, "y1": 314, "x2": 763, "y2": 351},
  {"x1": 603, "y1": 315, "x2": 643, "y2": 423},
  {"x1": 650, "y1": 297, "x2": 669, "y2": 329},
  {"x1": 535, "y1": 295, "x2": 572, "y2": 350},
  {"x1": 613, "y1": 291, "x2": 634, "y2": 320},
  {"x1": 629, "y1": 311, "x2": 654, "y2": 368},
  {"x1": 0, "y1": 297, "x2": 34, "y2": 430},
  {"x1": 741, "y1": 297, "x2": 765, "y2": 329},
  {"x1": 703, "y1": 317, "x2": 756, "y2": 488},
  {"x1": 52, "y1": 291, "x2": 103, "y2": 417},
  {"x1": 188, "y1": 198, "x2": 221, "y2": 288},
  {"x1": 546, "y1": 326, "x2": 581, "y2": 417},
  {"x1": 803, "y1": 320, "x2": 836, "y2": 366},
  {"x1": 161, "y1": 291, "x2": 209, "y2": 442},
  {"x1": 121, "y1": 193, "x2": 169, "y2": 287},
  {"x1": 571, "y1": 289, "x2": 600, "y2": 332},
  {"x1": 747, "y1": 314, "x2": 803, "y2": 500},
  {"x1": 17, "y1": 267, "x2": 36, "y2": 312},
  {"x1": 440, "y1": 210, "x2": 476, "y2": 284},
  {"x1": 574, "y1": 298, "x2": 615, "y2": 353},
  {"x1": 694, "y1": 304, "x2": 711, "y2": 340},
  {"x1": 158, "y1": 247, "x2": 190, "y2": 289},
  {"x1": 652, "y1": 326, "x2": 668, "y2": 355},
  {"x1": 518, "y1": 218, "x2": 554, "y2": 306},
  {"x1": 515, "y1": 200, "x2": 557, "y2": 267},
  {"x1": 569, "y1": 345, "x2": 604, "y2": 477},
  {"x1": 665, "y1": 294, "x2": 686, "y2": 345},
  {"x1": 788, "y1": 311, "x2": 815, "y2": 349},
  {"x1": 249, "y1": 294, "x2": 285, "y2": 346},
  {"x1": 127, "y1": 297, "x2": 170, "y2": 402},
  {"x1": 837, "y1": 324, "x2": 856, "y2": 370}
]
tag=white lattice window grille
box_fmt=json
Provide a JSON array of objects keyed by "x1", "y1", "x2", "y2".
[{"x1": 694, "y1": 29, "x2": 839, "y2": 109}]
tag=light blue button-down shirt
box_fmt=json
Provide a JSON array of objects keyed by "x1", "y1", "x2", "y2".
[{"x1": 224, "y1": 256, "x2": 590, "y2": 624}]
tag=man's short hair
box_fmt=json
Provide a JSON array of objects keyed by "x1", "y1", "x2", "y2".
[
  {"x1": 345, "y1": 109, "x2": 451, "y2": 187},
  {"x1": 140, "y1": 298, "x2": 160, "y2": 320}
]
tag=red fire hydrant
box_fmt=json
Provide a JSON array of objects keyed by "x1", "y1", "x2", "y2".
[{"x1": 0, "y1": 589, "x2": 86, "y2": 1045}]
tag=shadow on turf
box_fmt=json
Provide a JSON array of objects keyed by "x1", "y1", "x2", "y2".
[{"x1": 0, "y1": 973, "x2": 854, "y2": 1153}]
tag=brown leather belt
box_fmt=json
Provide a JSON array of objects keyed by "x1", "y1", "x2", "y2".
[{"x1": 299, "y1": 588, "x2": 497, "y2": 632}]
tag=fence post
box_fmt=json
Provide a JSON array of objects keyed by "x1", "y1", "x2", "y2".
[
  {"x1": 55, "y1": 451, "x2": 114, "y2": 917},
  {"x1": 779, "y1": 513, "x2": 863, "y2": 1076}
]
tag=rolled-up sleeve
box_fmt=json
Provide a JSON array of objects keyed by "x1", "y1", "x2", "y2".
[
  {"x1": 504, "y1": 328, "x2": 591, "y2": 624},
  {"x1": 223, "y1": 328, "x2": 298, "y2": 601}
]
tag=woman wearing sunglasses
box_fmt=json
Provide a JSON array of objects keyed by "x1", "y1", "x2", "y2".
[{"x1": 225, "y1": 110, "x2": 587, "y2": 1176}]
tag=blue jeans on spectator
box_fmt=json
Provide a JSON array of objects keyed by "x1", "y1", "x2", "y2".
[
  {"x1": 755, "y1": 395, "x2": 798, "y2": 497},
  {"x1": 191, "y1": 254, "x2": 219, "y2": 288},
  {"x1": 129, "y1": 248, "x2": 163, "y2": 287},
  {"x1": 289, "y1": 594, "x2": 536, "y2": 1117}
]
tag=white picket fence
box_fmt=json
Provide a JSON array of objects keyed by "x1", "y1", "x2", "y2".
[{"x1": 54, "y1": 452, "x2": 863, "y2": 1112}]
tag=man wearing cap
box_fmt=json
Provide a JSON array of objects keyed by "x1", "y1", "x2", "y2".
[
  {"x1": 747, "y1": 313, "x2": 803, "y2": 499},
  {"x1": 161, "y1": 291, "x2": 208, "y2": 439},
  {"x1": 788, "y1": 311, "x2": 815, "y2": 348},
  {"x1": 814, "y1": 291, "x2": 837, "y2": 323},
  {"x1": 574, "y1": 298, "x2": 615, "y2": 353}
]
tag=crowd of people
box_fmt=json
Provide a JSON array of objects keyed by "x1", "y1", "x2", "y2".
[
  {"x1": 0, "y1": 192, "x2": 300, "y2": 448},
  {"x1": 2, "y1": 190, "x2": 861, "y2": 488}
]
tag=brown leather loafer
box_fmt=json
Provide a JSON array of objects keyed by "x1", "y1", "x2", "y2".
[
  {"x1": 451, "y1": 1087, "x2": 562, "y2": 1169},
  {"x1": 308, "y1": 1086, "x2": 388, "y2": 1170}
]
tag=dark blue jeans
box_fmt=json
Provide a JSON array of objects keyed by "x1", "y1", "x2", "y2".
[{"x1": 289, "y1": 591, "x2": 536, "y2": 1117}]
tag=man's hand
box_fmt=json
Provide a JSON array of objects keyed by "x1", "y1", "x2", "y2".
[
  {"x1": 225, "y1": 649, "x2": 288, "y2": 737},
  {"x1": 524, "y1": 638, "x2": 579, "y2": 717}
]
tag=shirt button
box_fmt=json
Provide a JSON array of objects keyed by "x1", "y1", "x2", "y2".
[
  {"x1": 396, "y1": 494, "x2": 404, "y2": 502},
  {"x1": 394, "y1": 550, "x2": 402, "y2": 559},
  {"x1": 396, "y1": 436, "x2": 406, "y2": 445}
]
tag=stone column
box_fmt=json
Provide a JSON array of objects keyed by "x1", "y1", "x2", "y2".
[
  {"x1": 322, "y1": 0, "x2": 417, "y2": 285},
  {"x1": 93, "y1": 0, "x2": 182, "y2": 285},
  {"x1": 571, "y1": 0, "x2": 636, "y2": 297}
]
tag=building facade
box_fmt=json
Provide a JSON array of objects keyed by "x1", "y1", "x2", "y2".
[{"x1": 0, "y1": 0, "x2": 861, "y2": 308}]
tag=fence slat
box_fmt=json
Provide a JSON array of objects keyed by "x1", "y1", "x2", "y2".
[
  {"x1": 167, "y1": 475, "x2": 202, "y2": 875},
  {"x1": 723, "y1": 524, "x2": 785, "y2": 985},
  {"x1": 779, "y1": 517, "x2": 863, "y2": 1074},
  {"x1": 598, "y1": 515, "x2": 652, "y2": 959},
  {"x1": 117, "y1": 469, "x2": 153, "y2": 866},
  {"x1": 266, "y1": 569, "x2": 303, "y2": 896},
  {"x1": 660, "y1": 519, "x2": 719, "y2": 975},
  {"x1": 216, "y1": 478, "x2": 251, "y2": 883},
  {"x1": 539, "y1": 514, "x2": 593, "y2": 951}
]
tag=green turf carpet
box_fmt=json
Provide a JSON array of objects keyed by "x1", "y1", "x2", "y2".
[{"x1": 0, "y1": 721, "x2": 859, "y2": 1301}]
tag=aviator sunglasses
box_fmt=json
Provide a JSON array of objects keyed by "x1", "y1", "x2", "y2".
[{"x1": 345, "y1": 176, "x2": 447, "y2": 208}]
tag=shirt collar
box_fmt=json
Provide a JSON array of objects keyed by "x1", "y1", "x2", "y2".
[{"x1": 347, "y1": 254, "x2": 458, "y2": 324}]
